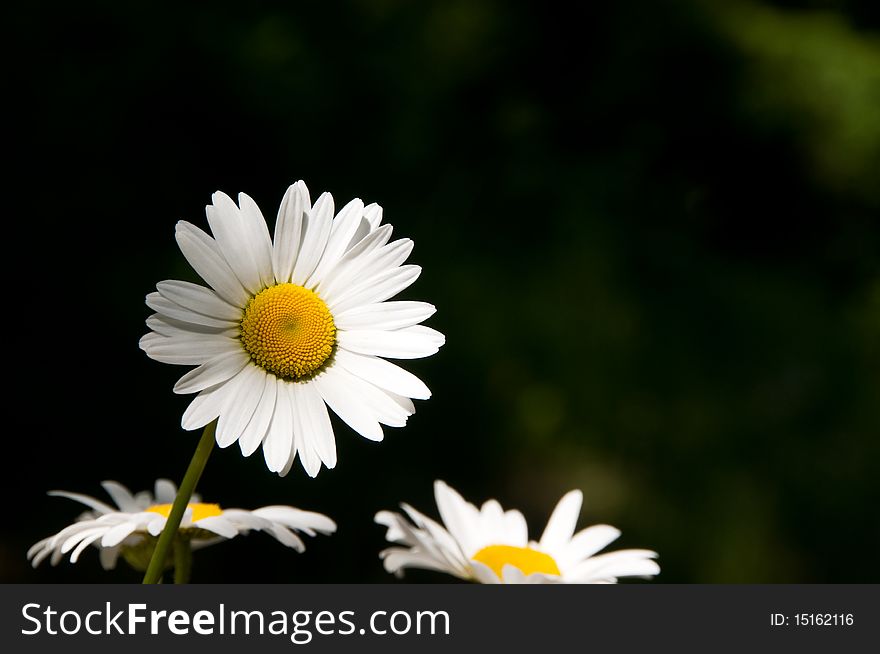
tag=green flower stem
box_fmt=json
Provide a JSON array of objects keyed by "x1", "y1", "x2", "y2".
[
  {"x1": 173, "y1": 537, "x2": 193, "y2": 584},
  {"x1": 142, "y1": 420, "x2": 216, "y2": 584}
]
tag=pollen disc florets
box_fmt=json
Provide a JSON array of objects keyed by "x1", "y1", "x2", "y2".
[{"x1": 240, "y1": 283, "x2": 336, "y2": 380}]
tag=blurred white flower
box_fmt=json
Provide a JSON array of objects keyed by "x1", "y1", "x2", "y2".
[
  {"x1": 28, "y1": 479, "x2": 335, "y2": 571},
  {"x1": 376, "y1": 480, "x2": 659, "y2": 584}
]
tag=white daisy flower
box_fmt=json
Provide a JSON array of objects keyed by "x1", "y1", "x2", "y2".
[
  {"x1": 139, "y1": 181, "x2": 444, "y2": 477},
  {"x1": 28, "y1": 479, "x2": 336, "y2": 571},
  {"x1": 376, "y1": 480, "x2": 660, "y2": 584}
]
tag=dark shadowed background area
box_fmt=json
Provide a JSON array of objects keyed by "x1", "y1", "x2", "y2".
[{"x1": 4, "y1": 0, "x2": 879, "y2": 583}]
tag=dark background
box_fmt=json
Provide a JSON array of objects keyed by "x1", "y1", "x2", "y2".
[{"x1": 4, "y1": 0, "x2": 878, "y2": 583}]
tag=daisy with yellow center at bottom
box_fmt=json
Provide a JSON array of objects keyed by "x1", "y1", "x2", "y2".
[
  {"x1": 139, "y1": 180, "x2": 444, "y2": 478},
  {"x1": 28, "y1": 480, "x2": 335, "y2": 577},
  {"x1": 376, "y1": 481, "x2": 659, "y2": 584}
]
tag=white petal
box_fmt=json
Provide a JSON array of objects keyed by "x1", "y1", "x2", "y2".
[
  {"x1": 175, "y1": 221, "x2": 249, "y2": 306},
  {"x1": 350, "y1": 238, "x2": 413, "y2": 279},
  {"x1": 386, "y1": 390, "x2": 415, "y2": 414},
  {"x1": 396, "y1": 504, "x2": 471, "y2": 575},
  {"x1": 238, "y1": 371, "x2": 276, "y2": 456},
  {"x1": 47, "y1": 491, "x2": 115, "y2": 515},
  {"x1": 539, "y1": 490, "x2": 583, "y2": 551},
  {"x1": 61, "y1": 526, "x2": 109, "y2": 554},
  {"x1": 181, "y1": 381, "x2": 235, "y2": 430},
  {"x1": 327, "y1": 265, "x2": 421, "y2": 314},
  {"x1": 341, "y1": 222, "x2": 393, "y2": 260},
  {"x1": 502, "y1": 510, "x2": 529, "y2": 547},
  {"x1": 568, "y1": 549, "x2": 660, "y2": 582},
  {"x1": 333, "y1": 349, "x2": 431, "y2": 399},
  {"x1": 237, "y1": 191, "x2": 275, "y2": 288},
  {"x1": 206, "y1": 192, "x2": 263, "y2": 295},
  {"x1": 146, "y1": 292, "x2": 239, "y2": 329},
  {"x1": 261, "y1": 523, "x2": 306, "y2": 551},
  {"x1": 154, "y1": 479, "x2": 177, "y2": 504},
  {"x1": 346, "y1": 217, "x2": 372, "y2": 252},
  {"x1": 319, "y1": 239, "x2": 413, "y2": 303},
  {"x1": 139, "y1": 332, "x2": 240, "y2": 366},
  {"x1": 219, "y1": 509, "x2": 274, "y2": 532},
  {"x1": 252, "y1": 506, "x2": 337, "y2": 534},
  {"x1": 557, "y1": 525, "x2": 622, "y2": 570},
  {"x1": 100, "y1": 521, "x2": 139, "y2": 548},
  {"x1": 334, "y1": 301, "x2": 436, "y2": 332},
  {"x1": 31, "y1": 539, "x2": 60, "y2": 567},
  {"x1": 433, "y1": 481, "x2": 482, "y2": 557},
  {"x1": 193, "y1": 515, "x2": 239, "y2": 539},
  {"x1": 146, "y1": 516, "x2": 168, "y2": 536},
  {"x1": 225, "y1": 509, "x2": 318, "y2": 550},
  {"x1": 375, "y1": 510, "x2": 410, "y2": 544},
  {"x1": 288, "y1": 384, "x2": 319, "y2": 478},
  {"x1": 363, "y1": 202, "x2": 383, "y2": 229},
  {"x1": 313, "y1": 370, "x2": 383, "y2": 442},
  {"x1": 145, "y1": 312, "x2": 238, "y2": 338},
  {"x1": 523, "y1": 572, "x2": 564, "y2": 585},
  {"x1": 501, "y1": 565, "x2": 529, "y2": 585},
  {"x1": 599, "y1": 557, "x2": 660, "y2": 580},
  {"x1": 215, "y1": 365, "x2": 265, "y2": 448},
  {"x1": 337, "y1": 325, "x2": 444, "y2": 360},
  {"x1": 100, "y1": 481, "x2": 138, "y2": 512},
  {"x1": 469, "y1": 560, "x2": 502, "y2": 584},
  {"x1": 262, "y1": 379, "x2": 294, "y2": 472},
  {"x1": 325, "y1": 365, "x2": 412, "y2": 426},
  {"x1": 478, "y1": 500, "x2": 508, "y2": 545},
  {"x1": 29, "y1": 543, "x2": 53, "y2": 568},
  {"x1": 173, "y1": 350, "x2": 251, "y2": 394},
  {"x1": 307, "y1": 197, "x2": 364, "y2": 286},
  {"x1": 380, "y1": 548, "x2": 456, "y2": 577},
  {"x1": 156, "y1": 280, "x2": 243, "y2": 321},
  {"x1": 313, "y1": 226, "x2": 392, "y2": 299},
  {"x1": 70, "y1": 532, "x2": 106, "y2": 563},
  {"x1": 291, "y1": 192, "x2": 334, "y2": 285},
  {"x1": 132, "y1": 490, "x2": 154, "y2": 508},
  {"x1": 278, "y1": 443, "x2": 300, "y2": 478},
  {"x1": 272, "y1": 181, "x2": 307, "y2": 284},
  {"x1": 291, "y1": 382, "x2": 336, "y2": 476},
  {"x1": 99, "y1": 546, "x2": 121, "y2": 570}
]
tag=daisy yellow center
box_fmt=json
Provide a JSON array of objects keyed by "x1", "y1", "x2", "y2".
[
  {"x1": 239, "y1": 283, "x2": 336, "y2": 381},
  {"x1": 146, "y1": 503, "x2": 223, "y2": 522},
  {"x1": 471, "y1": 545, "x2": 561, "y2": 579}
]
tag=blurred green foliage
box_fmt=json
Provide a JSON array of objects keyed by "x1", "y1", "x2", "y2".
[
  {"x1": 4, "y1": 0, "x2": 878, "y2": 583},
  {"x1": 719, "y1": 1, "x2": 880, "y2": 201}
]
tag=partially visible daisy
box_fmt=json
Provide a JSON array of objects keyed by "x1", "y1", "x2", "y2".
[
  {"x1": 28, "y1": 480, "x2": 336, "y2": 572},
  {"x1": 376, "y1": 480, "x2": 659, "y2": 584},
  {"x1": 139, "y1": 181, "x2": 443, "y2": 477}
]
